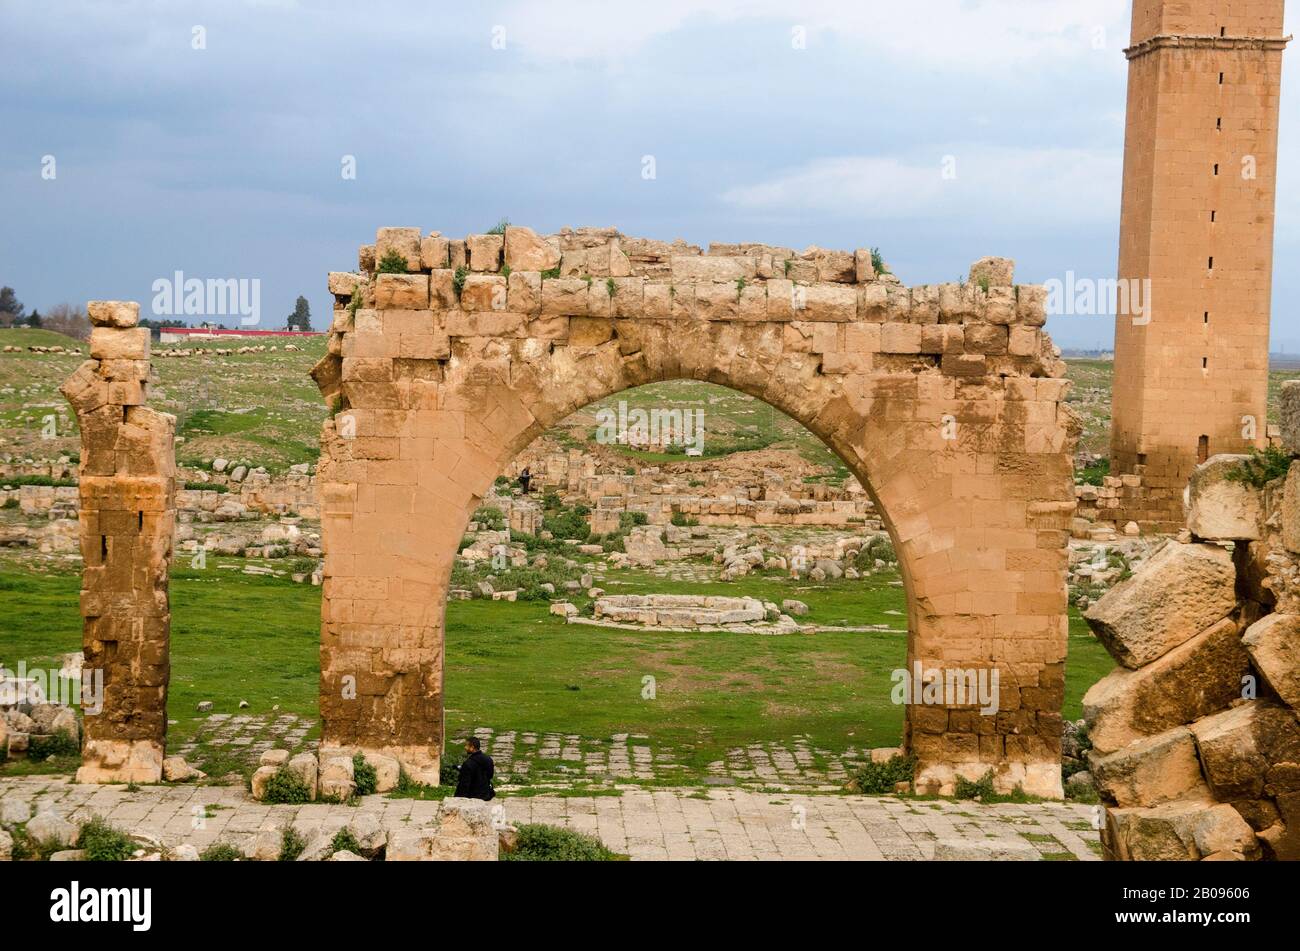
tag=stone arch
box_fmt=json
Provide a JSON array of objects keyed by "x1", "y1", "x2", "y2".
[{"x1": 311, "y1": 226, "x2": 1079, "y2": 798}]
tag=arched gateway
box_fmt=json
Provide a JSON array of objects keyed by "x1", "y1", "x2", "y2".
[{"x1": 65, "y1": 225, "x2": 1078, "y2": 798}]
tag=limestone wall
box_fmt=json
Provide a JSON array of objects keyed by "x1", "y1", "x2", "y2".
[
  {"x1": 60, "y1": 302, "x2": 176, "y2": 783},
  {"x1": 312, "y1": 225, "x2": 1078, "y2": 794}
]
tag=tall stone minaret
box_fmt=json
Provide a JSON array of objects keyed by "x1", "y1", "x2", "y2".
[{"x1": 1111, "y1": 0, "x2": 1289, "y2": 529}]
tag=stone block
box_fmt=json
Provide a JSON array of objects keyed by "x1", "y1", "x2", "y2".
[
  {"x1": 1242, "y1": 613, "x2": 1300, "y2": 709},
  {"x1": 87, "y1": 301, "x2": 140, "y2": 328},
  {"x1": 1089, "y1": 726, "x2": 1207, "y2": 807},
  {"x1": 1084, "y1": 542, "x2": 1236, "y2": 668},
  {"x1": 1187, "y1": 454, "x2": 1263, "y2": 540}
]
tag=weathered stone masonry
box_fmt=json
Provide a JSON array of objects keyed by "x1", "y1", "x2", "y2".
[
  {"x1": 311, "y1": 225, "x2": 1079, "y2": 796},
  {"x1": 61, "y1": 301, "x2": 176, "y2": 784}
]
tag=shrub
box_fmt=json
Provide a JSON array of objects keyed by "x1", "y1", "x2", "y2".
[
  {"x1": 606, "y1": 277, "x2": 616, "y2": 297},
  {"x1": 870, "y1": 247, "x2": 888, "y2": 275},
  {"x1": 503, "y1": 823, "x2": 624, "y2": 862},
  {"x1": 850, "y1": 754, "x2": 917, "y2": 794},
  {"x1": 78, "y1": 816, "x2": 135, "y2": 862},
  {"x1": 1076, "y1": 457, "x2": 1110, "y2": 487},
  {"x1": 955, "y1": 770, "x2": 996, "y2": 801},
  {"x1": 541, "y1": 266, "x2": 561, "y2": 280},
  {"x1": 377, "y1": 250, "x2": 408, "y2": 274},
  {"x1": 260, "y1": 766, "x2": 312, "y2": 805},
  {"x1": 542, "y1": 505, "x2": 590, "y2": 541},
  {"x1": 28, "y1": 731, "x2": 79, "y2": 760},
  {"x1": 330, "y1": 828, "x2": 361, "y2": 855},
  {"x1": 279, "y1": 826, "x2": 307, "y2": 861},
  {"x1": 487, "y1": 217, "x2": 510, "y2": 235},
  {"x1": 200, "y1": 842, "x2": 242, "y2": 862},
  {"x1": 439, "y1": 752, "x2": 463, "y2": 787},
  {"x1": 670, "y1": 511, "x2": 699, "y2": 527},
  {"x1": 2, "y1": 497, "x2": 18, "y2": 509},
  {"x1": 352, "y1": 753, "x2": 377, "y2": 797},
  {"x1": 854, "y1": 534, "x2": 897, "y2": 570},
  {"x1": 472, "y1": 505, "x2": 505, "y2": 530},
  {"x1": 1225, "y1": 446, "x2": 1291, "y2": 489},
  {"x1": 452, "y1": 266, "x2": 469, "y2": 297}
]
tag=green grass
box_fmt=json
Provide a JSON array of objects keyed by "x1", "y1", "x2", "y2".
[{"x1": 1, "y1": 551, "x2": 1115, "y2": 784}]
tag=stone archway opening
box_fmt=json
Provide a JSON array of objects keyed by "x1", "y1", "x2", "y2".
[
  {"x1": 439, "y1": 377, "x2": 917, "y2": 787},
  {"x1": 308, "y1": 225, "x2": 1078, "y2": 798}
]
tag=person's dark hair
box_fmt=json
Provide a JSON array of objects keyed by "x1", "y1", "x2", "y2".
[{"x1": 464, "y1": 736, "x2": 481, "y2": 751}]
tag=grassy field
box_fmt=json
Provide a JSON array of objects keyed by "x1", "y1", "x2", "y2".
[{"x1": 0, "y1": 557, "x2": 1114, "y2": 783}]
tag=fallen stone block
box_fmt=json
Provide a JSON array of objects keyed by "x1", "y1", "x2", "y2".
[
  {"x1": 1190, "y1": 702, "x2": 1300, "y2": 801},
  {"x1": 1242, "y1": 613, "x2": 1300, "y2": 709},
  {"x1": 1105, "y1": 798, "x2": 1258, "y2": 861},
  {"x1": 1187, "y1": 455, "x2": 1264, "y2": 541},
  {"x1": 1084, "y1": 542, "x2": 1236, "y2": 668},
  {"x1": 1084, "y1": 618, "x2": 1250, "y2": 754},
  {"x1": 1089, "y1": 726, "x2": 1208, "y2": 808}
]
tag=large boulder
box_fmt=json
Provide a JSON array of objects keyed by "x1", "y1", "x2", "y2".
[
  {"x1": 1084, "y1": 618, "x2": 1250, "y2": 754},
  {"x1": 1186, "y1": 455, "x2": 1263, "y2": 541},
  {"x1": 1190, "y1": 702, "x2": 1300, "y2": 801},
  {"x1": 1242, "y1": 613, "x2": 1300, "y2": 709},
  {"x1": 1084, "y1": 542, "x2": 1236, "y2": 668},
  {"x1": 1089, "y1": 726, "x2": 1208, "y2": 807},
  {"x1": 1105, "y1": 798, "x2": 1258, "y2": 861}
]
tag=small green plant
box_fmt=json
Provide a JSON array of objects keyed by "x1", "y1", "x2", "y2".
[
  {"x1": 352, "y1": 753, "x2": 377, "y2": 797},
  {"x1": 487, "y1": 217, "x2": 510, "y2": 235},
  {"x1": 1224, "y1": 445, "x2": 1291, "y2": 489},
  {"x1": 452, "y1": 265, "x2": 469, "y2": 298},
  {"x1": 606, "y1": 277, "x2": 617, "y2": 297},
  {"x1": 440, "y1": 751, "x2": 464, "y2": 787},
  {"x1": 330, "y1": 828, "x2": 361, "y2": 855},
  {"x1": 976, "y1": 275, "x2": 991, "y2": 294},
  {"x1": 870, "y1": 247, "x2": 889, "y2": 275},
  {"x1": 1076, "y1": 457, "x2": 1110, "y2": 487},
  {"x1": 279, "y1": 826, "x2": 307, "y2": 861},
  {"x1": 954, "y1": 770, "x2": 996, "y2": 801},
  {"x1": 27, "y1": 731, "x2": 79, "y2": 760},
  {"x1": 259, "y1": 765, "x2": 312, "y2": 805},
  {"x1": 736, "y1": 277, "x2": 747, "y2": 298},
  {"x1": 377, "y1": 250, "x2": 408, "y2": 274},
  {"x1": 849, "y1": 753, "x2": 917, "y2": 794},
  {"x1": 2, "y1": 497, "x2": 18, "y2": 509},
  {"x1": 200, "y1": 842, "x2": 242, "y2": 862},
  {"x1": 500, "y1": 263, "x2": 512, "y2": 279},
  {"x1": 583, "y1": 275, "x2": 594, "y2": 288},
  {"x1": 783, "y1": 259, "x2": 793, "y2": 277},
  {"x1": 670, "y1": 511, "x2": 699, "y2": 528},
  {"x1": 472, "y1": 505, "x2": 505, "y2": 530},
  {"x1": 541, "y1": 266, "x2": 561, "y2": 280},
  {"x1": 77, "y1": 816, "x2": 135, "y2": 862},
  {"x1": 348, "y1": 282, "x2": 367, "y2": 318},
  {"x1": 502, "y1": 823, "x2": 625, "y2": 861}
]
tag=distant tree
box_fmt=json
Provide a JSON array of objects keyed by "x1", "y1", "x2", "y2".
[
  {"x1": 0, "y1": 286, "x2": 23, "y2": 328},
  {"x1": 43, "y1": 303, "x2": 91, "y2": 341},
  {"x1": 25, "y1": 308, "x2": 41, "y2": 328},
  {"x1": 286, "y1": 295, "x2": 311, "y2": 331}
]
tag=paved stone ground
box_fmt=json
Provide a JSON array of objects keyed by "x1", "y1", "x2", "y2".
[
  {"x1": 0, "y1": 776, "x2": 1102, "y2": 861},
  {"x1": 176, "y1": 717, "x2": 877, "y2": 788}
]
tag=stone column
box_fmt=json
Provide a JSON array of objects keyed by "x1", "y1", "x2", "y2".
[{"x1": 61, "y1": 301, "x2": 176, "y2": 783}]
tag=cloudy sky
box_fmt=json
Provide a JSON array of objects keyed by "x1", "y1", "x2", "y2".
[{"x1": 1, "y1": 0, "x2": 1296, "y2": 350}]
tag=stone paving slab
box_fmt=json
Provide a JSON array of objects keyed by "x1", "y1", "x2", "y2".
[{"x1": 0, "y1": 777, "x2": 1101, "y2": 861}]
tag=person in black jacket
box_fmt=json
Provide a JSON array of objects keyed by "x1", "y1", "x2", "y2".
[{"x1": 453, "y1": 736, "x2": 495, "y2": 801}]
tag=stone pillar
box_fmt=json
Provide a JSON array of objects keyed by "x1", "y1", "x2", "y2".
[{"x1": 61, "y1": 301, "x2": 176, "y2": 783}]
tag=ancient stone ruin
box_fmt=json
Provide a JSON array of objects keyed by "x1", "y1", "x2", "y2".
[
  {"x1": 59, "y1": 301, "x2": 176, "y2": 783},
  {"x1": 1082, "y1": 383, "x2": 1300, "y2": 860}
]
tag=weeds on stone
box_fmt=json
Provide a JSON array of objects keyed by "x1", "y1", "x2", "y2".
[
  {"x1": 279, "y1": 826, "x2": 307, "y2": 861},
  {"x1": 487, "y1": 218, "x2": 509, "y2": 235},
  {"x1": 78, "y1": 816, "x2": 134, "y2": 862},
  {"x1": 540, "y1": 266, "x2": 560, "y2": 280},
  {"x1": 870, "y1": 247, "x2": 889, "y2": 276},
  {"x1": 954, "y1": 771, "x2": 995, "y2": 801},
  {"x1": 352, "y1": 753, "x2": 377, "y2": 797},
  {"x1": 200, "y1": 842, "x2": 241, "y2": 861},
  {"x1": 27, "y1": 731, "x2": 79, "y2": 760},
  {"x1": 452, "y1": 266, "x2": 469, "y2": 298},
  {"x1": 330, "y1": 828, "x2": 361, "y2": 855},
  {"x1": 377, "y1": 250, "x2": 408, "y2": 274},
  {"x1": 1225, "y1": 445, "x2": 1291, "y2": 488},
  {"x1": 503, "y1": 824, "x2": 626, "y2": 862},
  {"x1": 847, "y1": 753, "x2": 917, "y2": 794},
  {"x1": 260, "y1": 765, "x2": 312, "y2": 805}
]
